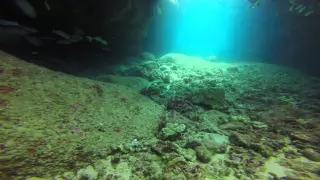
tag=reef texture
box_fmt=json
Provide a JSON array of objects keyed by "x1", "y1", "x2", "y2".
[{"x1": 1, "y1": 51, "x2": 320, "y2": 179}]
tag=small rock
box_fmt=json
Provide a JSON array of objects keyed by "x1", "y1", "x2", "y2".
[
  {"x1": 124, "y1": 139, "x2": 145, "y2": 152},
  {"x1": 26, "y1": 178, "x2": 47, "y2": 180},
  {"x1": 167, "y1": 156, "x2": 186, "y2": 168},
  {"x1": 302, "y1": 148, "x2": 320, "y2": 162},
  {"x1": 289, "y1": 132, "x2": 317, "y2": 144},
  {"x1": 62, "y1": 172, "x2": 75, "y2": 180},
  {"x1": 4, "y1": 139, "x2": 17, "y2": 148},
  {"x1": 195, "y1": 146, "x2": 212, "y2": 163},
  {"x1": 226, "y1": 67, "x2": 239, "y2": 73},
  {"x1": 151, "y1": 141, "x2": 175, "y2": 155},
  {"x1": 140, "y1": 52, "x2": 156, "y2": 61},
  {"x1": 206, "y1": 56, "x2": 217, "y2": 62},
  {"x1": 142, "y1": 61, "x2": 158, "y2": 70},
  {"x1": 202, "y1": 139, "x2": 218, "y2": 153},
  {"x1": 150, "y1": 162, "x2": 163, "y2": 179},
  {"x1": 178, "y1": 148, "x2": 196, "y2": 161},
  {"x1": 250, "y1": 143, "x2": 273, "y2": 157},
  {"x1": 162, "y1": 75, "x2": 171, "y2": 84},
  {"x1": 160, "y1": 123, "x2": 186, "y2": 140},
  {"x1": 249, "y1": 121, "x2": 268, "y2": 129},
  {"x1": 111, "y1": 155, "x2": 121, "y2": 164},
  {"x1": 230, "y1": 132, "x2": 250, "y2": 148},
  {"x1": 54, "y1": 175, "x2": 64, "y2": 180},
  {"x1": 76, "y1": 165, "x2": 98, "y2": 180},
  {"x1": 185, "y1": 139, "x2": 202, "y2": 149},
  {"x1": 219, "y1": 122, "x2": 246, "y2": 130},
  {"x1": 187, "y1": 132, "x2": 229, "y2": 147}
]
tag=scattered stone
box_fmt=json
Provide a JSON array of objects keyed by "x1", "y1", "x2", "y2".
[
  {"x1": 219, "y1": 122, "x2": 246, "y2": 130},
  {"x1": 206, "y1": 55, "x2": 217, "y2": 62},
  {"x1": 94, "y1": 158, "x2": 132, "y2": 180},
  {"x1": 111, "y1": 155, "x2": 121, "y2": 164},
  {"x1": 124, "y1": 139, "x2": 146, "y2": 152},
  {"x1": 188, "y1": 87, "x2": 226, "y2": 107},
  {"x1": 141, "y1": 61, "x2": 158, "y2": 71},
  {"x1": 150, "y1": 162, "x2": 163, "y2": 179},
  {"x1": 76, "y1": 165, "x2": 98, "y2": 180},
  {"x1": 226, "y1": 67, "x2": 239, "y2": 73},
  {"x1": 151, "y1": 140, "x2": 176, "y2": 155},
  {"x1": 230, "y1": 115, "x2": 251, "y2": 123},
  {"x1": 289, "y1": 132, "x2": 317, "y2": 144},
  {"x1": 177, "y1": 147, "x2": 197, "y2": 161},
  {"x1": 287, "y1": 159, "x2": 320, "y2": 173},
  {"x1": 195, "y1": 146, "x2": 212, "y2": 163},
  {"x1": 167, "y1": 156, "x2": 187, "y2": 168},
  {"x1": 249, "y1": 121, "x2": 268, "y2": 129},
  {"x1": 25, "y1": 177, "x2": 48, "y2": 180},
  {"x1": 160, "y1": 123, "x2": 186, "y2": 140},
  {"x1": 302, "y1": 148, "x2": 320, "y2": 162},
  {"x1": 62, "y1": 172, "x2": 76, "y2": 180},
  {"x1": 202, "y1": 139, "x2": 218, "y2": 153},
  {"x1": 185, "y1": 139, "x2": 202, "y2": 149},
  {"x1": 230, "y1": 132, "x2": 250, "y2": 148},
  {"x1": 140, "y1": 52, "x2": 156, "y2": 61},
  {"x1": 188, "y1": 132, "x2": 229, "y2": 147},
  {"x1": 250, "y1": 143, "x2": 273, "y2": 158},
  {"x1": 97, "y1": 75, "x2": 149, "y2": 93}
]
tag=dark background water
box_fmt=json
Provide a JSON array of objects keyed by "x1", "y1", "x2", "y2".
[{"x1": 0, "y1": 0, "x2": 319, "y2": 76}]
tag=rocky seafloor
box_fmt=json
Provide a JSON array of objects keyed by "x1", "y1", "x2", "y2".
[{"x1": 0, "y1": 51, "x2": 320, "y2": 180}]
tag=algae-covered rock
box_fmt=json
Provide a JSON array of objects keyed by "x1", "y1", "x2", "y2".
[
  {"x1": 188, "y1": 87, "x2": 226, "y2": 107},
  {"x1": 26, "y1": 177, "x2": 48, "y2": 180},
  {"x1": 250, "y1": 143, "x2": 273, "y2": 158},
  {"x1": 140, "y1": 52, "x2": 157, "y2": 61},
  {"x1": 187, "y1": 132, "x2": 229, "y2": 147},
  {"x1": 167, "y1": 156, "x2": 187, "y2": 168},
  {"x1": 219, "y1": 122, "x2": 246, "y2": 130},
  {"x1": 289, "y1": 132, "x2": 317, "y2": 144},
  {"x1": 151, "y1": 140, "x2": 176, "y2": 155},
  {"x1": 202, "y1": 138, "x2": 218, "y2": 153},
  {"x1": 97, "y1": 75, "x2": 149, "y2": 93},
  {"x1": 178, "y1": 148, "x2": 197, "y2": 161},
  {"x1": 230, "y1": 132, "x2": 250, "y2": 148},
  {"x1": 185, "y1": 139, "x2": 202, "y2": 149},
  {"x1": 62, "y1": 172, "x2": 76, "y2": 180},
  {"x1": 230, "y1": 115, "x2": 251, "y2": 123},
  {"x1": 195, "y1": 146, "x2": 212, "y2": 163},
  {"x1": 150, "y1": 161, "x2": 163, "y2": 179},
  {"x1": 54, "y1": 176, "x2": 65, "y2": 180},
  {"x1": 141, "y1": 61, "x2": 158, "y2": 70},
  {"x1": 160, "y1": 123, "x2": 186, "y2": 140},
  {"x1": 0, "y1": 51, "x2": 165, "y2": 178},
  {"x1": 202, "y1": 110, "x2": 229, "y2": 124},
  {"x1": 76, "y1": 165, "x2": 98, "y2": 180},
  {"x1": 302, "y1": 148, "x2": 320, "y2": 162},
  {"x1": 94, "y1": 158, "x2": 132, "y2": 180},
  {"x1": 124, "y1": 139, "x2": 146, "y2": 152},
  {"x1": 249, "y1": 121, "x2": 268, "y2": 129}
]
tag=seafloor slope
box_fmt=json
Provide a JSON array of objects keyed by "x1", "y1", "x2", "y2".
[{"x1": 0, "y1": 51, "x2": 320, "y2": 180}]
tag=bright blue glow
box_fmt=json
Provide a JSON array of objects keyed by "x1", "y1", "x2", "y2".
[
  {"x1": 145, "y1": 0, "x2": 282, "y2": 62},
  {"x1": 174, "y1": 0, "x2": 232, "y2": 56},
  {"x1": 174, "y1": 0, "x2": 234, "y2": 57}
]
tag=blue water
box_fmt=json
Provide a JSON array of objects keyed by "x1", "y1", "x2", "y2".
[{"x1": 145, "y1": 0, "x2": 284, "y2": 62}]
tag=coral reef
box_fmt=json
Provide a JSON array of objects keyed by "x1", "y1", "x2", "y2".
[{"x1": 1, "y1": 51, "x2": 320, "y2": 180}]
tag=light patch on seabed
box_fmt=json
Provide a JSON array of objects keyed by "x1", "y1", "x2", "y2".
[
  {"x1": 212, "y1": 154, "x2": 239, "y2": 180},
  {"x1": 159, "y1": 53, "x2": 235, "y2": 69},
  {"x1": 262, "y1": 154, "x2": 292, "y2": 179}
]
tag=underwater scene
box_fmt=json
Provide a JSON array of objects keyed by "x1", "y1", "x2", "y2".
[{"x1": 1, "y1": 0, "x2": 320, "y2": 179}]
